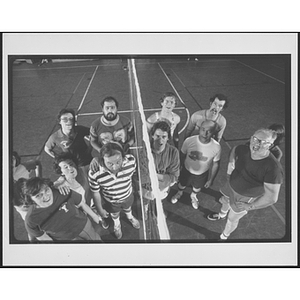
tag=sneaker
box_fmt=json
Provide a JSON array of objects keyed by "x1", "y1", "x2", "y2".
[
  {"x1": 190, "y1": 193, "x2": 199, "y2": 209},
  {"x1": 220, "y1": 233, "x2": 229, "y2": 240},
  {"x1": 99, "y1": 217, "x2": 109, "y2": 229},
  {"x1": 207, "y1": 213, "x2": 227, "y2": 221},
  {"x1": 128, "y1": 216, "x2": 140, "y2": 229},
  {"x1": 171, "y1": 191, "x2": 183, "y2": 204},
  {"x1": 114, "y1": 224, "x2": 122, "y2": 239}
]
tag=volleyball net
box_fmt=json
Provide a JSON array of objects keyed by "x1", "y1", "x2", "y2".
[{"x1": 127, "y1": 59, "x2": 170, "y2": 241}]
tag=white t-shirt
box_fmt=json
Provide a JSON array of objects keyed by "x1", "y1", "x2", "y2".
[{"x1": 181, "y1": 136, "x2": 221, "y2": 175}]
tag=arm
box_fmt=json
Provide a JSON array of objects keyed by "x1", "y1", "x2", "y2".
[
  {"x1": 173, "y1": 125, "x2": 179, "y2": 149},
  {"x1": 204, "y1": 160, "x2": 220, "y2": 188},
  {"x1": 236, "y1": 182, "x2": 281, "y2": 211},
  {"x1": 91, "y1": 191, "x2": 109, "y2": 218},
  {"x1": 90, "y1": 134, "x2": 102, "y2": 153},
  {"x1": 184, "y1": 118, "x2": 195, "y2": 139},
  {"x1": 227, "y1": 146, "x2": 237, "y2": 177},
  {"x1": 44, "y1": 145, "x2": 56, "y2": 158},
  {"x1": 53, "y1": 176, "x2": 71, "y2": 195},
  {"x1": 78, "y1": 200, "x2": 100, "y2": 224}
]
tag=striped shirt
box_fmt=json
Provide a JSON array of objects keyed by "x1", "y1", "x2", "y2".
[{"x1": 88, "y1": 154, "x2": 136, "y2": 203}]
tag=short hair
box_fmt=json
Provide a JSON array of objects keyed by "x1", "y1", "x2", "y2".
[
  {"x1": 209, "y1": 93, "x2": 229, "y2": 109},
  {"x1": 13, "y1": 178, "x2": 30, "y2": 207},
  {"x1": 12, "y1": 151, "x2": 21, "y2": 167},
  {"x1": 100, "y1": 96, "x2": 119, "y2": 108},
  {"x1": 150, "y1": 120, "x2": 172, "y2": 140},
  {"x1": 268, "y1": 123, "x2": 285, "y2": 146},
  {"x1": 160, "y1": 92, "x2": 177, "y2": 105},
  {"x1": 200, "y1": 120, "x2": 218, "y2": 134},
  {"x1": 99, "y1": 142, "x2": 125, "y2": 167},
  {"x1": 254, "y1": 128, "x2": 277, "y2": 143},
  {"x1": 24, "y1": 177, "x2": 52, "y2": 199},
  {"x1": 53, "y1": 153, "x2": 78, "y2": 175},
  {"x1": 57, "y1": 108, "x2": 76, "y2": 124}
]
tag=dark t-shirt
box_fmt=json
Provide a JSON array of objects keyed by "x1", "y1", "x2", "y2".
[
  {"x1": 45, "y1": 125, "x2": 92, "y2": 166},
  {"x1": 25, "y1": 189, "x2": 87, "y2": 240},
  {"x1": 230, "y1": 145, "x2": 283, "y2": 197}
]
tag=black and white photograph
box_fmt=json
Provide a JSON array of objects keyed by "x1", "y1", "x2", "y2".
[{"x1": 2, "y1": 33, "x2": 298, "y2": 266}]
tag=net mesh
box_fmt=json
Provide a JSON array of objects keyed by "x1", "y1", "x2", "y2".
[{"x1": 127, "y1": 59, "x2": 170, "y2": 241}]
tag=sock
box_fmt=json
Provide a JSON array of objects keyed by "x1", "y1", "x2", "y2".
[
  {"x1": 220, "y1": 233, "x2": 229, "y2": 240},
  {"x1": 124, "y1": 210, "x2": 133, "y2": 219},
  {"x1": 219, "y1": 210, "x2": 228, "y2": 217}
]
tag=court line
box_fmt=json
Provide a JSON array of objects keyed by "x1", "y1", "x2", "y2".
[
  {"x1": 171, "y1": 62, "x2": 286, "y2": 226},
  {"x1": 76, "y1": 66, "x2": 99, "y2": 114},
  {"x1": 234, "y1": 59, "x2": 285, "y2": 85},
  {"x1": 271, "y1": 64, "x2": 284, "y2": 70},
  {"x1": 157, "y1": 63, "x2": 190, "y2": 135}
]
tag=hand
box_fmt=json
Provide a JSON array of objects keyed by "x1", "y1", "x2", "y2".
[
  {"x1": 99, "y1": 208, "x2": 109, "y2": 219},
  {"x1": 204, "y1": 180, "x2": 212, "y2": 189},
  {"x1": 235, "y1": 201, "x2": 250, "y2": 212},
  {"x1": 56, "y1": 183, "x2": 71, "y2": 195},
  {"x1": 90, "y1": 157, "x2": 100, "y2": 173}
]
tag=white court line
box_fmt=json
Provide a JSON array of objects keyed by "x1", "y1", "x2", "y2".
[
  {"x1": 234, "y1": 59, "x2": 285, "y2": 85},
  {"x1": 157, "y1": 63, "x2": 190, "y2": 134},
  {"x1": 271, "y1": 64, "x2": 284, "y2": 70},
  {"x1": 77, "y1": 66, "x2": 99, "y2": 113}
]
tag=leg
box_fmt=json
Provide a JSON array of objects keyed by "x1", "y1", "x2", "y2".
[
  {"x1": 207, "y1": 195, "x2": 230, "y2": 220},
  {"x1": 124, "y1": 206, "x2": 140, "y2": 229},
  {"x1": 76, "y1": 217, "x2": 102, "y2": 241},
  {"x1": 190, "y1": 187, "x2": 201, "y2": 209},
  {"x1": 221, "y1": 209, "x2": 248, "y2": 239},
  {"x1": 111, "y1": 211, "x2": 122, "y2": 239}
]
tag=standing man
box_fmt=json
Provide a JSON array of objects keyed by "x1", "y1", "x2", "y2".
[
  {"x1": 88, "y1": 142, "x2": 140, "y2": 240},
  {"x1": 171, "y1": 120, "x2": 221, "y2": 209},
  {"x1": 207, "y1": 128, "x2": 283, "y2": 240},
  {"x1": 141, "y1": 121, "x2": 180, "y2": 213},
  {"x1": 184, "y1": 93, "x2": 229, "y2": 142},
  {"x1": 44, "y1": 108, "x2": 92, "y2": 167},
  {"x1": 90, "y1": 96, "x2": 134, "y2": 155}
]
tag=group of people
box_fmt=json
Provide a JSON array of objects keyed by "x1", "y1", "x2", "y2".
[{"x1": 11, "y1": 91, "x2": 285, "y2": 242}]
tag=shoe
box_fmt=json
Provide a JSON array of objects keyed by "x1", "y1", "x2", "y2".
[
  {"x1": 114, "y1": 224, "x2": 122, "y2": 239},
  {"x1": 171, "y1": 191, "x2": 183, "y2": 204},
  {"x1": 190, "y1": 193, "x2": 199, "y2": 209},
  {"x1": 99, "y1": 217, "x2": 109, "y2": 229},
  {"x1": 128, "y1": 216, "x2": 140, "y2": 229},
  {"x1": 220, "y1": 233, "x2": 229, "y2": 240},
  {"x1": 207, "y1": 213, "x2": 227, "y2": 221}
]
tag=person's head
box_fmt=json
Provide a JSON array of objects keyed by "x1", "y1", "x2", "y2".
[
  {"x1": 99, "y1": 142, "x2": 125, "y2": 174},
  {"x1": 268, "y1": 123, "x2": 285, "y2": 146},
  {"x1": 160, "y1": 92, "x2": 177, "y2": 111},
  {"x1": 54, "y1": 153, "x2": 79, "y2": 180},
  {"x1": 24, "y1": 177, "x2": 53, "y2": 208},
  {"x1": 249, "y1": 128, "x2": 277, "y2": 156},
  {"x1": 198, "y1": 120, "x2": 217, "y2": 144},
  {"x1": 57, "y1": 108, "x2": 76, "y2": 132},
  {"x1": 150, "y1": 120, "x2": 171, "y2": 152},
  {"x1": 101, "y1": 96, "x2": 119, "y2": 121},
  {"x1": 12, "y1": 151, "x2": 21, "y2": 168},
  {"x1": 13, "y1": 178, "x2": 29, "y2": 207},
  {"x1": 208, "y1": 94, "x2": 229, "y2": 116}
]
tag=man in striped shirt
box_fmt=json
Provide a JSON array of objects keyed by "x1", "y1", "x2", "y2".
[{"x1": 88, "y1": 142, "x2": 140, "y2": 239}]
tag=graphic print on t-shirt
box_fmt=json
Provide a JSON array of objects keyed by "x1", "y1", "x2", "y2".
[{"x1": 188, "y1": 151, "x2": 208, "y2": 161}]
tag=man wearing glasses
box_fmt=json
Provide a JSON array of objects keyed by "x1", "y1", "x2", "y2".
[
  {"x1": 207, "y1": 128, "x2": 283, "y2": 240},
  {"x1": 44, "y1": 108, "x2": 93, "y2": 167}
]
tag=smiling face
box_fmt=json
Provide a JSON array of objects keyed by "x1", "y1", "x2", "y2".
[
  {"x1": 31, "y1": 185, "x2": 54, "y2": 208},
  {"x1": 161, "y1": 96, "x2": 176, "y2": 111},
  {"x1": 103, "y1": 152, "x2": 123, "y2": 174},
  {"x1": 152, "y1": 128, "x2": 169, "y2": 152},
  {"x1": 58, "y1": 159, "x2": 78, "y2": 180},
  {"x1": 102, "y1": 100, "x2": 118, "y2": 121},
  {"x1": 249, "y1": 130, "x2": 274, "y2": 157},
  {"x1": 59, "y1": 113, "x2": 74, "y2": 132}
]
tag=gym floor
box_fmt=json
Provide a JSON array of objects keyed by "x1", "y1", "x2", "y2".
[{"x1": 10, "y1": 55, "x2": 290, "y2": 243}]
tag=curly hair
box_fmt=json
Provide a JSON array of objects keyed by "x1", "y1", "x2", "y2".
[
  {"x1": 150, "y1": 120, "x2": 172, "y2": 140},
  {"x1": 209, "y1": 93, "x2": 229, "y2": 110},
  {"x1": 53, "y1": 153, "x2": 79, "y2": 175},
  {"x1": 24, "y1": 177, "x2": 53, "y2": 201},
  {"x1": 268, "y1": 123, "x2": 285, "y2": 146},
  {"x1": 100, "y1": 96, "x2": 119, "y2": 108},
  {"x1": 98, "y1": 142, "x2": 125, "y2": 167}
]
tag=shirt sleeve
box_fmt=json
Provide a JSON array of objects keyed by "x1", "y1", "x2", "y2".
[
  {"x1": 25, "y1": 213, "x2": 44, "y2": 238},
  {"x1": 45, "y1": 133, "x2": 56, "y2": 149},
  {"x1": 213, "y1": 144, "x2": 222, "y2": 162},
  {"x1": 88, "y1": 169, "x2": 101, "y2": 193}
]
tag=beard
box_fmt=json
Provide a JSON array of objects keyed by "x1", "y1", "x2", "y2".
[{"x1": 104, "y1": 112, "x2": 117, "y2": 121}]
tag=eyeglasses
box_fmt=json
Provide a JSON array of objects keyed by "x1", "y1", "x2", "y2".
[
  {"x1": 251, "y1": 136, "x2": 272, "y2": 146},
  {"x1": 61, "y1": 117, "x2": 74, "y2": 123}
]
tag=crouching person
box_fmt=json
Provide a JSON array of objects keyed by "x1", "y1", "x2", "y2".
[{"x1": 24, "y1": 177, "x2": 102, "y2": 241}]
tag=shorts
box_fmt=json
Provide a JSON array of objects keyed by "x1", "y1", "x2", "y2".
[
  {"x1": 220, "y1": 180, "x2": 256, "y2": 213},
  {"x1": 178, "y1": 165, "x2": 209, "y2": 189},
  {"x1": 104, "y1": 192, "x2": 134, "y2": 213}
]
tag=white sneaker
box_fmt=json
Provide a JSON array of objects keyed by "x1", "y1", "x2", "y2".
[
  {"x1": 171, "y1": 191, "x2": 183, "y2": 204},
  {"x1": 190, "y1": 193, "x2": 199, "y2": 209}
]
